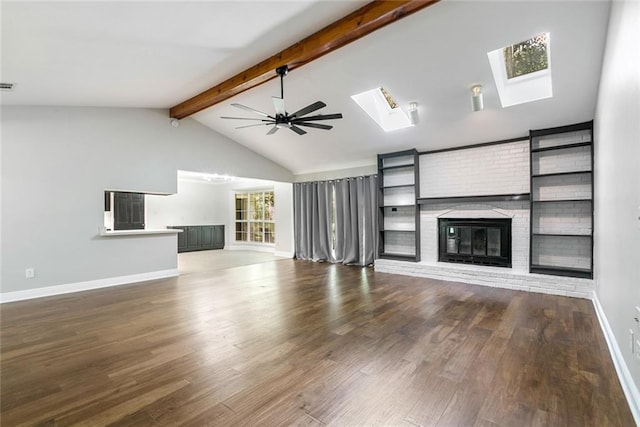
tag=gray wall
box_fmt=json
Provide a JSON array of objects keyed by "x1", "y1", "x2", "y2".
[
  {"x1": 594, "y1": 0, "x2": 640, "y2": 397},
  {"x1": 1, "y1": 106, "x2": 293, "y2": 294}
]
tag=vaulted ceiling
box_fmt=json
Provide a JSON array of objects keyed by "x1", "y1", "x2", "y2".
[{"x1": 1, "y1": 1, "x2": 611, "y2": 176}]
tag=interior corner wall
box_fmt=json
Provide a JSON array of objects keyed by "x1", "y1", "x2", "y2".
[
  {"x1": 593, "y1": 0, "x2": 640, "y2": 404},
  {"x1": 0, "y1": 106, "x2": 294, "y2": 294},
  {"x1": 273, "y1": 181, "x2": 294, "y2": 257}
]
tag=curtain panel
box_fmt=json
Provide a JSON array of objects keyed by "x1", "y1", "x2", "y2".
[{"x1": 293, "y1": 175, "x2": 377, "y2": 267}]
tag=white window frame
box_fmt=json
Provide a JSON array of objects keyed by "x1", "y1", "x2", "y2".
[{"x1": 234, "y1": 189, "x2": 275, "y2": 245}]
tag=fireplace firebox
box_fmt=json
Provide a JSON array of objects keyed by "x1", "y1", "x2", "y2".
[{"x1": 438, "y1": 218, "x2": 512, "y2": 268}]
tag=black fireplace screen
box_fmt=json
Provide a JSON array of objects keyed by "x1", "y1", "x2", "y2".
[{"x1": 438, "y1": 218, "x2": 512, "y2": 268}]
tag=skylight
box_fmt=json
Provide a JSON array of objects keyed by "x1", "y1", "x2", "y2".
[
  {"x1": 351, "y1": 87, "x2": 412, "y2": 132},
  {"x1": 488, "y1": 32, "x2": 552, "y2": 107},
  {"x1": 503, "y1": 33, "x2": 549, "y2": 79}
]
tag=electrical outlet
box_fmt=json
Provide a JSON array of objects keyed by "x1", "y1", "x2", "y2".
[{"x1": 25, "y1": 268, "x2": 35, "y2": 279}]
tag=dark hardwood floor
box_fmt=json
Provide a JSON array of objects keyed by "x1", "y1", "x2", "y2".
[{"x1": 0, "y1": 258, "x2": 634, "y2": 426}]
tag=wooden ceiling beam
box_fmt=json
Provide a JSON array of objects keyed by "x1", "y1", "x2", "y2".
[{"x1": 169, "y1": 0, "x2": 440, "y2": 119}]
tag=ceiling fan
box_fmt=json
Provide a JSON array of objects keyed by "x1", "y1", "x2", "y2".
[{"x1": 220, "y1": 65, "x2": 343, "y2": 135}]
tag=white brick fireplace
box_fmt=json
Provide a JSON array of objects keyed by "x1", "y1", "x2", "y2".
[{"x1": 375, "y1": 139, "x2": 594, "y2": 298}]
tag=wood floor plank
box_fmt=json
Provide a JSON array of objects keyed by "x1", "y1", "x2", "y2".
[{"x1": 0, "y1": 254, "x2": 634, "y2": 426}]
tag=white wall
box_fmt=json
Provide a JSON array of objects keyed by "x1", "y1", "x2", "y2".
[
  {"x1": 593, "y1": 0, "x2": 640, "y2": 411},
  {"x1": 146, "y1": 180, "x2": 229, "y2": 229},
  {"x1": 1, "y1": 106, "x2": 293, "y2": 295},
  {"x1": 147, "y1": 177, "x2": 294, "y2": 257},
  {"x1": 273, "y1": 181, "x2": 294, "y2": 257}
]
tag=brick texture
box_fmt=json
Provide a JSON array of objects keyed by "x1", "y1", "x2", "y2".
[
  {"x1": 375, "y1": 139, "x2": 594, "y2": 297},
  {"x1": 419, "y1": 140, "x2": 529, "y2": 198}
]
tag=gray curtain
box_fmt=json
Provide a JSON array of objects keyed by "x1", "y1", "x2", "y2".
[
  {"x1": 293, "y1": 181, "x2": 335, "y2": 262},
  {"x1": 295, "y1": 175, "x2": 377, "y2": 267}
]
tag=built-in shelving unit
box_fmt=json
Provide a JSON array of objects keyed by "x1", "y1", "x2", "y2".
[
  {"x1": 529, "y1": 121, "x2": 594, "y2": 279},
  {"x1": 377, "y1": 149, "x2": 420, "y2": 261}
]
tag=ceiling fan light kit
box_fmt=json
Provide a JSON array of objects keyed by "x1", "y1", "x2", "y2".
[{"x1": 220, "y1": 65, "x2": 343, "y2": 136}]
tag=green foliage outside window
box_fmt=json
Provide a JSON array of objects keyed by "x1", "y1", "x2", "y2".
[
  {"x1": 503, "y1": 33, "x2": 548, "y2": 79},
  {"x1": 235, "y1": 191, "x2": 275, "y2": 243}
]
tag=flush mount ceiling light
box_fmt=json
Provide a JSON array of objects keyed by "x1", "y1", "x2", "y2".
[
  {"x1": 351, "y1": 87, "x2": 412, "y2": 132},
  {"x1": 471, "y1": 85, "x2": 484, "y2": 112},
  {"x1": 408, "y1": 102, "x2": 420, "y2": 125}
]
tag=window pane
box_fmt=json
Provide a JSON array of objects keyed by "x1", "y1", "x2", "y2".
[
  {"x1": 235, "y1": 190, "x2": 275, "y2": 245},
  {"x1": 235, "y1": 193, "x2": 248, "y2": 221},
  {"x1": 264, "y1": 191, "x2": 275, "y2": 221},
  {"x1": 250, "y1": 193, "x2": 263, "y2": 221},
  {"x1": 503, "y1": 33, "x2": 549, "y2": 79},
  {"x1": 235, "y1": 222, "x2": 247, "y2": 241},
  {"x1": 264, "y1": 222, "x2": 275, "y2": 244},
  {"x1": 250, "y1": 222, "x2": 263, "y2": 242}
]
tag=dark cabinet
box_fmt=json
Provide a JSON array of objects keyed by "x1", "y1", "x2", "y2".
[
  {"x1": 187, "y1": 227, "x2": 202, "y2": 250},
  {"x1": 113, "y1": 192, "x2": 145, "y2": 230},
  {"x1": 169, "y1": 225, "x2": 225, "y2": 253}
]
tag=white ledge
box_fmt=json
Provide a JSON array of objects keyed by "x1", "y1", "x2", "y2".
[{"x1": 99, "y1": 228, "x2": 182, "y2": 237}]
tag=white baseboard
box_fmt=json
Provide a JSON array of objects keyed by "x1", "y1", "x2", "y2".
[
  {"x1": 592, "y1": 292, "x2": 640, "y2": 425},
  {"x1": 0, "y1": 269, "x2": 178, "y2": 304},
  {"x1": 275, "y1": 251, "x2": 294, "y2": 258},
  {"x1": 225, "y1": 244, "x2": 275, "y2": 253}
]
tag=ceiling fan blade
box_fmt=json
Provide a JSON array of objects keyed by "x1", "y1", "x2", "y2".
[
  {"x1": 291, "y1": 101, "x2": 326, "y2": 118},
  {"x1": 295, "y1": 122, "x2": 333, "y2": 130},
  {"x1": 235, "y1": 122, "x2": 274, "y2": 129},
  {"x1": 220, "y1": 116, "x2": 271, "y2": 121},
  {"x1": 231, "y1": 103, "x2": 273, "y2": 118},
  {"x1": 291, "y1": 113, "x2": 343, "y2": 122},
  {"x1": 266, "y1": 126, "x2": 279, "y2": 135},
  {"x1": 290, "y1": 125, "x2": 307, "y2": 135},
  {"x1": 272, "y1": 97, "x2": 286, "y2": 116}
]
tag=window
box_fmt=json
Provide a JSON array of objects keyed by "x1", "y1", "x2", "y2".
[
  {"x1": 503, "y1": 33, "x2": 549, "y2": 79},
  {"x1": 235, "y1": 190, "x2": 275, "y2": 244},
  {"x1": 488, "y1": 32, "x2": 552, "y2": 108},
  {"x1": 351, "y1": 87, "x2": 412, "y2": 132}
]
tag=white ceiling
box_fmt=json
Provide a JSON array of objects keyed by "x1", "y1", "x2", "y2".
[{"x1": 1, "y1": 1, "x2": 611, "y2": 176}]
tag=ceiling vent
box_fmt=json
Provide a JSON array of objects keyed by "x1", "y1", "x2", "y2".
[{"x1": 0, "y1": 83, "x2": 16, "y2": 91}]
